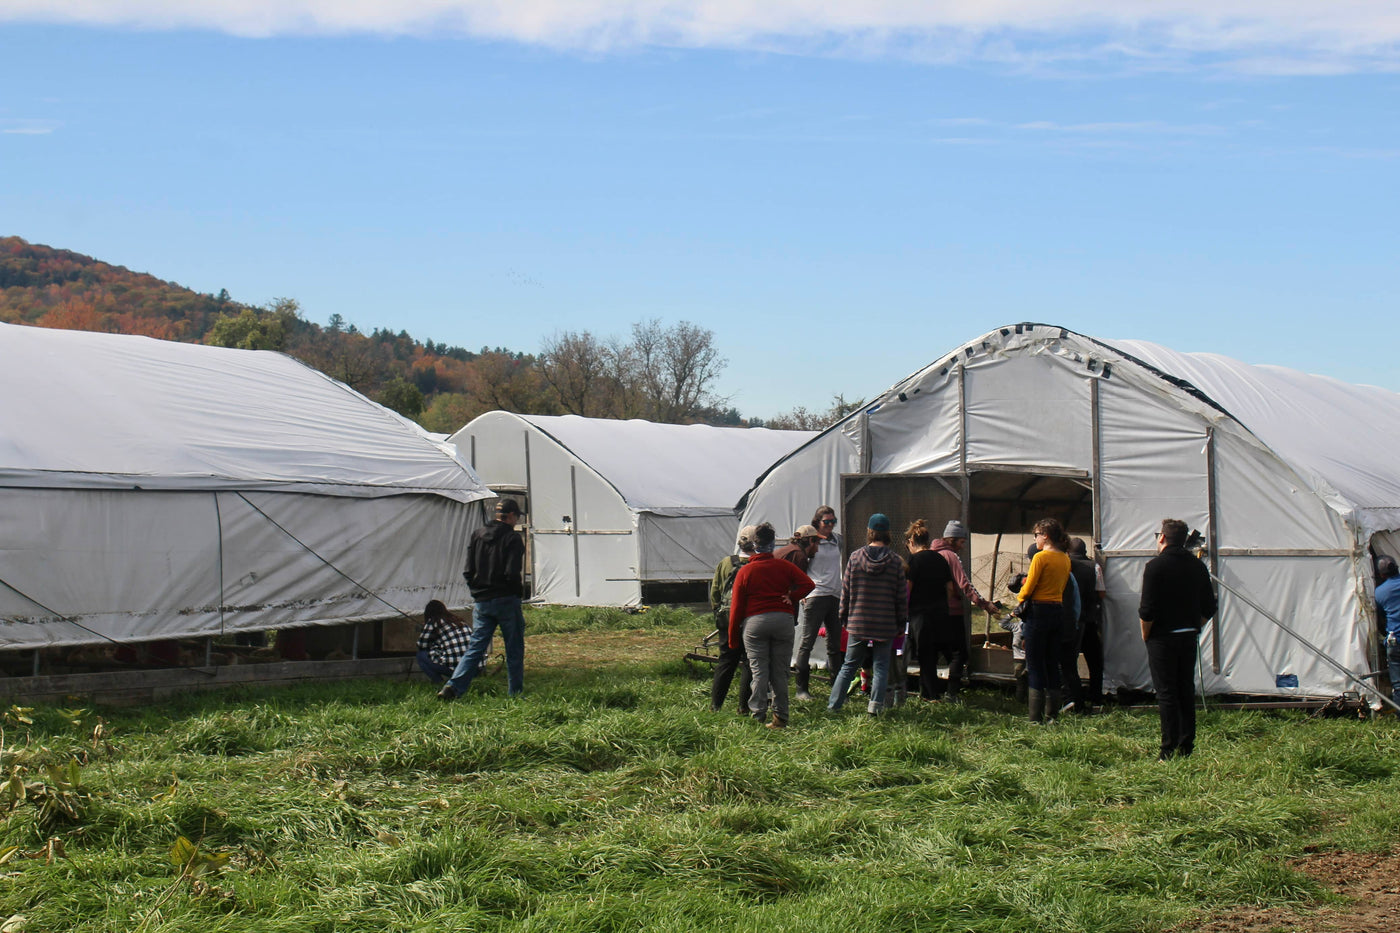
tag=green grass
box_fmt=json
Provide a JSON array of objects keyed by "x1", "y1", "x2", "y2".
[{"x1": 0, "y1": 609, "x2": 1396, "y2": 931}]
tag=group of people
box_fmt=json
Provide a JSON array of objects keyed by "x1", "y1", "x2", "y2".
[
  {"x1": 711, "y1": 508, "x2": 1219, "y2": 759},
  {"x1": 419, "y1": 495, "x2": 1220, "y2": 761},
  {"x1": 709, "y1": 506, "x2": 1001, "y2": 727}
]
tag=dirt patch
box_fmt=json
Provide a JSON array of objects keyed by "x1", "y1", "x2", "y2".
[{"x1": 1176, "y1": 851, "x2": 1400, "y2": 933}]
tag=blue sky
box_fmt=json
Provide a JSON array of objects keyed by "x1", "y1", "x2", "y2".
[{"x1": 2, "y1": 3, "x2": 1397, "y2": 419}]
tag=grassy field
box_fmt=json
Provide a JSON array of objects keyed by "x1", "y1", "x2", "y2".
[{"x1": 1, "y1": 605, "x2": 1398, "y2": 932}]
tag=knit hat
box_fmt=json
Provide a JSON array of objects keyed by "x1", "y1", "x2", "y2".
[
  {"x1": 943, "y1": 520, "x2": 968, "y2": 539},
  {"x1": 867, "y1": 513, "x2": 890, "y2": 533}
]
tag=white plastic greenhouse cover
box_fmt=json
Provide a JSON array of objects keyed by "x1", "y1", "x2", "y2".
[
  {"x1": 453, "y1": 413, "x2": 814, "y2": 605},
  {"x1": 738, "y1": 323, "x2": 1400, "y2": 699},
  {"x1": 0, "y1": 322, "x2": 488, "y2": 500},
  {"x1": 0, "y1": 323, "x2": 494, "y2": 650},
  {"x1": 516, "y1": 415, "x2": 817, "y2": 515}
]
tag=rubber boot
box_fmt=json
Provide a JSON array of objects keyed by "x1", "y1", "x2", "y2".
[
  {"x1": 1046, "y1": 689, "x2": 1063, "y2": 722},
  {"x1": 1028, "y1": 689, "x2": 1045, "y2": 724}
]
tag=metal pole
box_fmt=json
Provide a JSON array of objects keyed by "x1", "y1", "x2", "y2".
[
  {"x1": 351, "y1": 624, "x2": 360, "y2": 661},
  {"x1": 205, "y1": 637, "x2": 213, "y2": 667},
  {"x1": 1210, "y1": 571, "x2": 1399, "y2": 713},
  {"x1": 31, "y1": 649, "x2": 39, "y2": 677},
  {"x1": 1206, "y1": 428, "x2": 1222, "y2": 674},
  {"x1": 524, "y1": 431, "x2": 537, "y2": 597},
  {"x1": 570, "y1": 465, "x2": 582, "y2": 599},
  {"x1": 957, "y1": 365, "x2": 972, "y2": 621},
  {"x1": 1090, "y1": 378, "x2": 1103, "y2": 549}
]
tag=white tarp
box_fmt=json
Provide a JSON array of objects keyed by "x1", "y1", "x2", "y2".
[
  {"x1": 739, "y1": 323, "x2": 1395, "y2": 699},
  {"x1": 0, "y1": 323, "x2": 494, "y2": 649},
  {"x1": 453, "y1": 413, "x2": 815, "y2": 605}
]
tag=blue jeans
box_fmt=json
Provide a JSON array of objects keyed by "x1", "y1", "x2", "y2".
[
  {"x1": 828, "y1": 638, "x2": 893, "y2": 713},
  {"x1": 417, "y1": 650, "x2": 453, "y2": 683},
  {"x1": 1387, "y1": 636, "x2": 1400, "y2": 706},
  {"x1": 1022, "y1": 603, "x2": 1063, "y2": 691},
  {"x1": 444, "y1": 596, "x2": 525, "y2": 697}
]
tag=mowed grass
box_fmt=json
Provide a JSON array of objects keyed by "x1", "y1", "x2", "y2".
[{"x1": 2, "y1": 605, "x2": 1399, "y2": 932}]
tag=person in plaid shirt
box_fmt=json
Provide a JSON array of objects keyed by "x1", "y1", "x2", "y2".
[{"x1": 417, "y1": 599, "x2": 475, "y2": 683}]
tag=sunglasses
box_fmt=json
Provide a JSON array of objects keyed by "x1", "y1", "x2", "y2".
[{"x1": 820, "y1": 519, "x2": 837, "y2": 525}]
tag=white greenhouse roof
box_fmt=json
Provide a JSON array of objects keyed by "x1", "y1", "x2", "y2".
[
  {"x1": 504, "y1": 414, "x2": 814, "y2": 514},
  {"x1": 1100, "y1": 336, "x2": 1400, "y2": 526},
  {"x1": 0, "y1": 323, "x2": 491, "y2": 502}
]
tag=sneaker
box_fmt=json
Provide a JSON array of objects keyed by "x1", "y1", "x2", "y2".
[
  {"x1": 796, "y1": 690, "x2": 814, "y2": 702},
  {"x1": 436, "y1": 685, "x2": 457, "y2": 701}
]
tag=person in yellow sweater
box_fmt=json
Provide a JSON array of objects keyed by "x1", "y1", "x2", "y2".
[{"x1": 1016, "y1": 518, "x2": 1073, "y2": 723}]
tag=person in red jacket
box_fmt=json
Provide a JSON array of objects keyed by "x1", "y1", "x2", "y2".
[{"x1": 730, "y1": 522, "x2": 815, "y2": 728}]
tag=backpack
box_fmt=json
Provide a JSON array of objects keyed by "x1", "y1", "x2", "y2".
[{"x1": 715, "y1": 555, "x2": 742, "y2": 624}]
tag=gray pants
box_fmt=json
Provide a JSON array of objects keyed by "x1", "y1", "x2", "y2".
[
  {"x1": 795, "y1": 595, "x2": 841, "y2": 692},
  {"x1": 744, "y1": 612, "x2": 795, "y2": 723}
]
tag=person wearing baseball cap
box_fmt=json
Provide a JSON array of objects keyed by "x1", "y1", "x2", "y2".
[
  {"x1": 709, "y1": 525, "x2": 759, "y2": 713},
  {"x1": 440, "y1": 497, "x2": 526, "y2": 701},
  {"x1": 1376, "y1": 555, "x2": 1400, "y2": 707},
  {"x1": 776, "y1": 525, "x2": 822, "y2": 573}
]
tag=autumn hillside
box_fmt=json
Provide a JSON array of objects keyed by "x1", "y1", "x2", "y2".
[{"x1": 0, "y1": 236, "x2": 550, "y2": 432}]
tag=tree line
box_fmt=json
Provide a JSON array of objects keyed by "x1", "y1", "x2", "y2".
[{"x1": 0, "y1": 236, "x2": 858, "y2": 432}]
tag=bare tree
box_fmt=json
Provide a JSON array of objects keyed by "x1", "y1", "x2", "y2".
[
  {"x1": 538, "y1": 329, "x2": 612, "y2": 417},
  {"x1": 628, "y1": 319, "x2": 727, "y2": 423}
]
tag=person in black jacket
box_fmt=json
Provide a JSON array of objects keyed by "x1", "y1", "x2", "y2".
[
  {"x1": 1139, "y1": 518, "x2": 1218, "y2": 759},
  {"x1": 439, "y1": 498, "x2": 527, "y2": 700},
  {"x1": 1063, "y1": 537, "x2": 1102, "y2": 713}
]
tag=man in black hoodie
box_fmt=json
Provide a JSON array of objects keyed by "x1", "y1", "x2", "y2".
[
  {"x1": 439, "y1": 498, "x2": 527, "y2": 700},
  {"x1": 1139, "y1": 518, "x2": 1217, "y2": 759}
]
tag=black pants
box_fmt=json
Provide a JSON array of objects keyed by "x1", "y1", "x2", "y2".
[
  {"x1": 710, "y1": 625, "x2": 753, "y2": 712},
  {"x1": 914, "y1": 611, "x2": 966, "y2": 700},
  {"x1": 1146, "y1": 631, "x2": 1200, "y2": 758},
  {"x1": 1057, "y1": 619, "x2": 1085, "y2": 707},
  {"x1": 1080, "y1": 618, "x2": 1104, "y2": 702}
]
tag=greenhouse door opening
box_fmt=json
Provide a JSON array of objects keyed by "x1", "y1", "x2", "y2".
[{"x1": 841, "y1": 468, "x2": 1094, "y2": 683}]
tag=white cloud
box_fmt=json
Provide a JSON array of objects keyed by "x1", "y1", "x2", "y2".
[
  {"x1": 1, "y1": 1, "x2": 1399, "y2": 74},
  {"x1": 1, "y1": 121, "x2": 57, "y2": 135}
]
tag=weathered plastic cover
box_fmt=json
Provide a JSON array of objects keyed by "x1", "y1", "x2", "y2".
[{"x1": 0, "y1": 322, "x2": 492, "y2": 502}]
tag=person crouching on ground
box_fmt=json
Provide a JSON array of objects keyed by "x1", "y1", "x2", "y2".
[
  {"x1": 417, "y1": 599, "x2": 475, "y2": 684},
  {"x1": 729, "y1": 522, "x2": 815, "y2": 728},
  {"x1": 1016, "y1": 517, "x2": 1072, "y2": 723},
  {"x1": 828, "y1": 513, "x2": 908, "y2": 717}
]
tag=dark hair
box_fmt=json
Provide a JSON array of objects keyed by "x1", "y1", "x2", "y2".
[
  {"x1": 905, "y1": 518, "x2": 931, "y2": 547},
  {"x1": 812, "y1": 505, "x2": 836, "y2": 525},
  {"x1": 1033, "y1": 517, "x2": 1069, "y2": 551},
  {"x1": 1160, "y1": 518, "x2": 1189, "y2": 547},
  {"x1": 754, "y1": 522, "x2": 777, "y2": 550},
  {"x1": 1068, "y1": 536, "x2": 1088, "y2": 557},
  {"x1": 496, "y1": 498, "x2": 521, "y2": 516},
  {"x1": 424, "y1": 599, "x2": 448, "y2": 621},
  {"x1": 867, "y1": 527, "x2": 891, "y2": 545}
]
